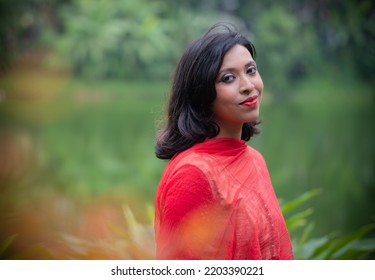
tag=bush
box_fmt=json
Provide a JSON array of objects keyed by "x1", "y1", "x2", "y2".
[{"x1": 282, "y1": 189, "x2": 375, "y2": 259}]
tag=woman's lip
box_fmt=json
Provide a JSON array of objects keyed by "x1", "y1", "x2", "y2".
[{"x1": 240, "y1": 95, "x2": 258, "y2": 106}]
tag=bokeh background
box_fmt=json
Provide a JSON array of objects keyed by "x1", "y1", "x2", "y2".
[{"x1": 0, "y1": 0, "x2": 374, "y2": 259}]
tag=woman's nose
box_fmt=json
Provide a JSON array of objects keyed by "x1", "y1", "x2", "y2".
[{"x1": 240, "y1": 76, "x2": 255, "y2": 94}]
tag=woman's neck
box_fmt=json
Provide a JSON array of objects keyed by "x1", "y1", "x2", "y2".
[{"x1": 214, "y1": 123, "x2": 243, "y2": 140}]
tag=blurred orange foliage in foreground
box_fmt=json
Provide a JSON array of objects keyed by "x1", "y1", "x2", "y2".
[
  {"x1": 0, "y1": 50, "x2": 155, "y2": 260},
  {"x1": 0, "y1": 186, "x2": 155, "y2": 259}
]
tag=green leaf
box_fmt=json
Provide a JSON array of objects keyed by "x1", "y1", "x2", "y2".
[
  {"x1": 299, "y1": 222, "x2": 315, "y2": 246},
  {"x1": 281, "y1": 189, "x2": 322, "y2": 215},
  {"x1": 286, "y1": 208, "x2": 314, "y2": 231},
  {"x1": 294, "y1": 222, "x2": 315, "y2": 258},
  {"x1": 334, "y1": 247, "x2": 372, "y2": 260},
  {"x1": 299, "y1": 235, "x2": 332, "y2": 259},
  {"x1": 327, "y1": 224, "x2": 375, "y2": 259}
]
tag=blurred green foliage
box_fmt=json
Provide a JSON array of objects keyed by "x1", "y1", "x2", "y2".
[
  {"x1": 282, "y1": 189, "x2": 375, "y2": 260},
  {"x1": 256, "y1": 72, "x2": 375, "y2": 236},
  {"x1": 2, "y1": 0, "x2": 374, "y2": 84},
  {"x1": 254, "y1": 5, "x2": 320, "y2": 95},
  {"x1": 46, "y1": 0, "x2": 220, "y2": 79}
]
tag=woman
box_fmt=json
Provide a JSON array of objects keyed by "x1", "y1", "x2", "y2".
[{"x1": 154, "y1": 23, "x2": 294, "y2": 260}]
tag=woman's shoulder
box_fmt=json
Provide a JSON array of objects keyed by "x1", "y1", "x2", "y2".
[
  {"x1": 244, "y1": 145, "x2": 270, "y2": 172},
  {"x1": 167, "y1": 151, "x2": 214, "y2": 178},
  {"x1": 246, "y1": 144, "x2": 263, "y2": 157},
  {"x1": 157, "y1": 157, "x2": 213, "y2": 204}
]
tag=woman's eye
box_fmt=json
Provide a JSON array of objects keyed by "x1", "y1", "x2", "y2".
[
  {"x1": 247, "y1": 66, "x2": 257, "y2": 75},
  {"x1": 221, "y1": 74, "x2": 235, "y2": 83}
]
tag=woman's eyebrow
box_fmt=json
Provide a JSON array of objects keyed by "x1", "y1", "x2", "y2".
[{"x1": 218, "y1": 60, "x2": 256, "y2": 75}]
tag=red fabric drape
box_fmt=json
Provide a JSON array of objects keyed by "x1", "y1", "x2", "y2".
[{"x1": 154, "y1": 138, "x2": 294, "y2": 260}]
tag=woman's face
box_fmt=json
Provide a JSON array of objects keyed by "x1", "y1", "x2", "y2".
[{"x1": 213, "y1": 44, "x2": 263, "y2": 139}]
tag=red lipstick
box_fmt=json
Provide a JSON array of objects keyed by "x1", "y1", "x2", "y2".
[{"x1": 240, "y1": 95, "x2": 258, "y2": 108}]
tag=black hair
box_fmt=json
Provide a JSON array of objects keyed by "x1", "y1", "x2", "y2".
[{"x1": 155, "y1": 23, "x2": 260, "y2": 159}]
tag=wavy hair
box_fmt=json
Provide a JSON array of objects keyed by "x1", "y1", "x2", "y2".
[{"x1": 155, "y1": 23, "x2": 260, "y2": 159}]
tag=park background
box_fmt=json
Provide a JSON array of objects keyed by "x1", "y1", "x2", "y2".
[{"x1": 0, "y1": 0, "x2": 374, "y2": 259}]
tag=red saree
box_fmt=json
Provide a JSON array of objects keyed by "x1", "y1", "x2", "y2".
[{"x1": 154, "y1": 138, "x2": 294, "y2": 259}]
